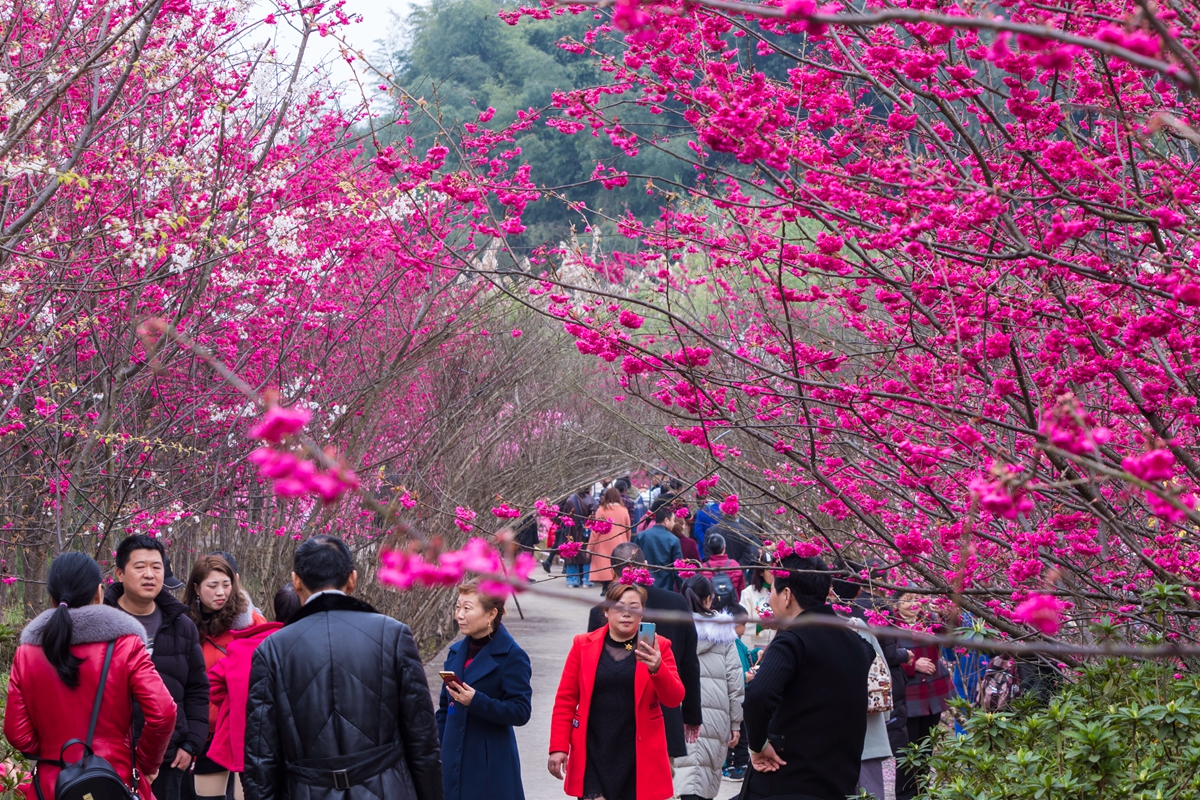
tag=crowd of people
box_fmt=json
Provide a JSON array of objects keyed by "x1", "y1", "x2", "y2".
[{"x1": 4, "y1": 479, "x2": 973, "y2": 800}]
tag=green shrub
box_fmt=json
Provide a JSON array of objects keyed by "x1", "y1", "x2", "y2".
[{"x1": 920, "y1": 659, "x2": 1200, "y2": 800}]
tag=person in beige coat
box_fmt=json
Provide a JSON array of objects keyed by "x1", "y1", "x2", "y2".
[
  {"x1": 674, "y1": 577, "x2": 744, "y2": 800},
  {"x1": 589, "y1": 487, "x2": 633, "y2": 589}
]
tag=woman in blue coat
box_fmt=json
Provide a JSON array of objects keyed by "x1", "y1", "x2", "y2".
[{"x1": 437, "y1": 581, "x2": 533, "y2": 800}]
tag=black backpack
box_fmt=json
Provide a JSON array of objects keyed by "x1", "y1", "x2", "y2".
[
  {"x1": 36, "y1": 640, "x2": 138, "y2": 800},
  {"x1": 710, "y1": 572, "x2": 737, "y2": 610}
]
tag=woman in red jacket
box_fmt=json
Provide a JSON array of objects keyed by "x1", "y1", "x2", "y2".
[
  {"x1": 204, "y1": 584, "x2": 299, "y2": 790},
  {"x1": 549, "y1": 582, "x2": 685, "y2": 800},
  {"x1": 182, "y1": 554, "x2": 266, "y2": 800},
  {"x1": 3, "y1": 552, "x2": 177, "y2": 800}
]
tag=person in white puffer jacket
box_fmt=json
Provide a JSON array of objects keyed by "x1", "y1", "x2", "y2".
[{"x1": 674, "y1": 576, "x2": 745, "y2": 800}]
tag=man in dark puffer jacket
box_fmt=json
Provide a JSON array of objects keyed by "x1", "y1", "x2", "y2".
[
  {"x1": 243, "y1": 535, "x2": 442, "y2": 800},
  {"x1": 105, "y1": 534, "x2": 209, "y2": 800}
]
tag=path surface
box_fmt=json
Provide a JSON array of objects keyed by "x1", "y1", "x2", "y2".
[
  {"x1": 424, "y1": 569, "x2": 593, "y2": 800},
  {"x1": 424, "y1": 569, "x2": 748, "y2": 800}
]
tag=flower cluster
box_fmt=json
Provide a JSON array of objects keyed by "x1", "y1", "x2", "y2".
[
  {"x1": 674, "y1": 559, "x2": 697, "y2": 579},
  {"x1": 247, "y1": 403, "x2": 359, "y2": 503},
  {"x1": 558, "y1": 541, "x2": 584, "y2": 559},
  {"x1": 1012, "y1": 593, "x2": 1067, "y2": 635},
  {"x1": 491, "y1": 503, "x2": 522, "y2": 519},
  {"x1": 718, "y1": 494, "x2": 739, "y2": 516},
  {"x1": 378, "y1": 538, "x2": 537, "y2": 597},
  {"x1": 620, "y1": 566, "x2": 654, "y2": 585}
]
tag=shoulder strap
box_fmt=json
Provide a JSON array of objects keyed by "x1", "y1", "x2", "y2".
[{"x1": 86, "y1": 640, "x2": 116, "y2": 748}]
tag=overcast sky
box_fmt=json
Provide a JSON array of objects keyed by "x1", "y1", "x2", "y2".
[
  {"x1": 258, "y1": 0, "x2": 417, "y2": 94},
  {"x1": 325, "y1": 0, "x2": 415, "y2": 86}
]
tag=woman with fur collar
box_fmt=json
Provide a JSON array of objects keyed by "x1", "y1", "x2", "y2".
[
  {"x1": 4, "y1": 552, "x2": 177, "y2": 800},
  {"x1": 673, "y1": 576, "x2": 745, "y2": 800},
  {"x1": 182, "y1": 554, "x2": 267, "y2": 800}
]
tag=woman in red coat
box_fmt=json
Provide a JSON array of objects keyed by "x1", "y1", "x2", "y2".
[
  {"x1": 182, "y1": 554, "x2": 267, "y2": 800},
  {"x1": 3, "y1": 552, "x2": 177, "y2": 800},
  {"x1": 549, "y1": 582, "x2": 685, "y2": 800}
]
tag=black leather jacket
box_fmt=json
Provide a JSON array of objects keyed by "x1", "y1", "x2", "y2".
[{"x1": 243, "y1": 593, "x2": 443, "y2": 800}]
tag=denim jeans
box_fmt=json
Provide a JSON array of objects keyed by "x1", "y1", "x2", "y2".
[{"x1": 564, "y1": 563, "x2": 591, "y2": 586}]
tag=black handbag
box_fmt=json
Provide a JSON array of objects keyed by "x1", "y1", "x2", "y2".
[{"x1": 35, "y1": 640, "x2": 138, "y2": 800}]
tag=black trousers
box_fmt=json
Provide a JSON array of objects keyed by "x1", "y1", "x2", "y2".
[
  {"x1": 724, "y1": 720, "x2": 749, "y2": 769},
  {"x1": 152, "y1": 766, "x2": 186, "y2": 800},
  {"x1": 895, "y1": 712, "x2": 939, "y2": 800}
]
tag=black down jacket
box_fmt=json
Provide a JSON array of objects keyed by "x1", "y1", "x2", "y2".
[
  {"x1": 243, "y1": 593, "x2": 443, "y2": 800},
  {"x1": 103, "y1": 583, "x2": 209, "y2": 763}
]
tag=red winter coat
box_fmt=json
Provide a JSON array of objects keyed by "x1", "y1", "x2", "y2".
[
  {"x1": 205, "y1": 621, "x2": 281, "y2": 772},
  {"x1": 198, "y1": 602, "x2": 268, "y2": 731},
  {"x1": 3, "y1": 605, "x2": 177, "y2": 800},
  {"x1": 549, "y1": 627, "x2": 685, "y2": 800}
]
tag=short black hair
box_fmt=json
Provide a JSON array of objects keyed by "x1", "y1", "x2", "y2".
[
  {"x1": 774, "y1": 554, "x2": 832, "y2": 610},
  {"x1": 293, "y1": 535, "x2": 354, "y2": 592},
  {"x1": 615, "y1": 478, "x2": 630, "y2": 493},
  {"x1": 729, "y1": 603, "x2": 750, "y2": 621},
  {"x1": 830, "y1": 559, "x2": 862, "y2": 600},
  {"x1": 116, "y1": 534, "x2": 165, "y2": 571},
  {"x1": 705, "y1": 532, "x2": 726, "y2": 557},
  {"x1": 273, "y1": 583, "x2": 303, "y2": 624},
  {"x1": 609, "y1": 542, "x2": 646, "y2": 567},
  {"x1": 210, "y1": 550, "x2": 240, "y2": 576},
  {"x1": 652, "y1": 499, "x2": 675, "y2": 525}
]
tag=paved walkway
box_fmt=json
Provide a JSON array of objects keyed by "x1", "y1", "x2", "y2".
[
  {"x1": 424, "y1": 570, "x2": 748, "y2": 800},
  {"x1": 424, "y1": 571, "x2": 593, "y2": 800}
]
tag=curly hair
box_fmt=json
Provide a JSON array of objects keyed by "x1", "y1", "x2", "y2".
[{"x1": 183, "y1": 554, "x2": 247, "y2": 637}]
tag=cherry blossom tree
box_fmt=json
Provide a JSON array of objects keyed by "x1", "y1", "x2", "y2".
[{"x1": 459, "y1": 0, "x2": 1200, "y2": 649}]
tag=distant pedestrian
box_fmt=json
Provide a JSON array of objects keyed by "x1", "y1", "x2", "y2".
[
  {"x1": 742, "y1": 554, "x2": 875, "y2": 800},
  {"x1": 670, "y1": 510, "x2": 701, "y2": 562},
  {"x1": 244, "y1": 535, "x2": 442, "y2": 800},
  {"x1": 183, "y1": 554, "x2": 270, "y2": 800},
  {"x1": 271, "y1": 583, "x2": 302, "y2": 624},
  {"x1": 631, "y1": 501, "x2": 683, "y2": 591},
  {"x1": 739, "y1": 568, "x2": 775, "y2": 645},
  {"x1": 830, "y1": 573, "x2": 892, "y2": 800},
  {"x1": 437, "y1": 582, "x2": 532, "y2": 800},
  {"x1": 205, "y1": 619, "x2": 283, "y2": 798},
  {"x1": 673, "y1": 577, "x2": 743, "y2": 800},
  {"x1": 550, "y1": 582, "x2": 685, "y2": 800},
  {"x1": 589, "y1": 488, "x2": 633, "y2": 591},
  {"x1": 4, "y1": 552, "x2": 177, "y2": 800},
  {"x1": 105, "y1": 534, "x2": 210, "y2": 800},
  {"x1": 700, "y1": 533, "x2": 744, "y2": 600},
  {"x1": 587, "y1": 543, "x2": 703, "y2": 759},
  {"x1": 895, "y1": 593, "x2": 952, "y2": 800},
  {"x1": 721, "y1": 605, "x2": 759, "y2": 780},
  {"x1": 691, "y1": 499, "x2": 720, "y2": 555},
  {"x1": 560, "y1": 489, "x2": 596, "y2": 588},
  {"x1": 614, "y1": 477, "x2": 638, "y2": 522}
]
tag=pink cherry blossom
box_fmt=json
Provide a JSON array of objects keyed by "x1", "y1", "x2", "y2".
[
  {"x1": 249, "y1": 404, "x2": 311, "y2": 444},
  {"x1": 1012, "y1": 594, "x2": 1066, "y2": 635},
  {"x1": 1123, "y1": 449, "x2": 1176, "y2": 482}
]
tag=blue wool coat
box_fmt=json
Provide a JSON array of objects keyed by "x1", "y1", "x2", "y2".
[{"x1": 436, "y1": 624, "x2": 532, "y2": 800}]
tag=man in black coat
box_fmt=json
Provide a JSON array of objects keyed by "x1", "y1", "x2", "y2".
[
  {"x1": 586, "y1": 542, "x2": 703, "y2": 758},
  {"x1": 243, "y1": 535, "x2": 442, "y2": 800},
  {"x1": 743, "y1": 554, "x2": 875, "y2": 800},
  {"x1": 105, "y1": 534, "x2": 209, "y2": 800}
]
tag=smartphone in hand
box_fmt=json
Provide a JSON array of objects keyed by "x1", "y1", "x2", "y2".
[
  {"x1": 638, "y1": 622, "x2": 656, "y2": 649},
  {"x1": 439, "y1": 670, "x2": 462, "y2": 687}
]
